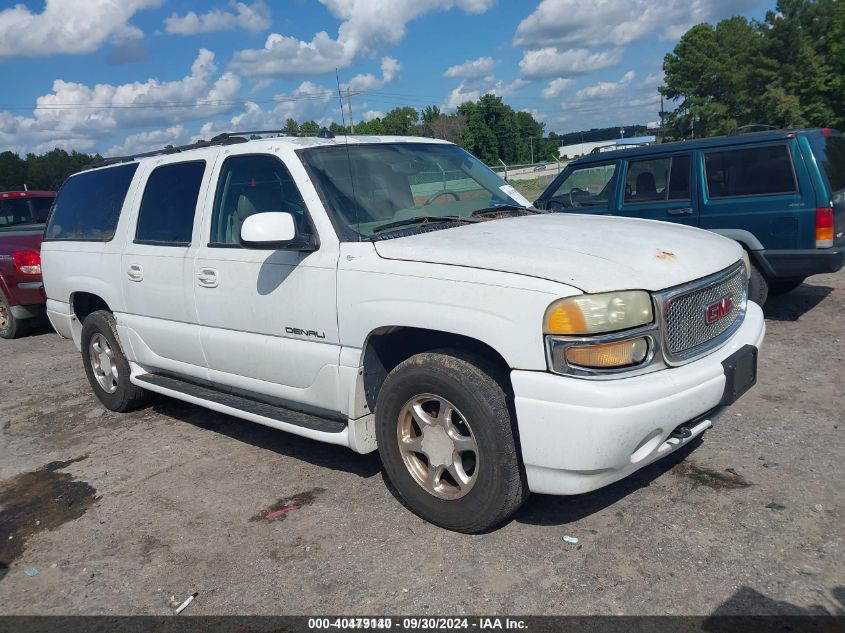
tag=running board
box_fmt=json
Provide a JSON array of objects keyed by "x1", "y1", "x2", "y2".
[{"x1": 132, "y1": 372, "x2": 350, "y2": 447}]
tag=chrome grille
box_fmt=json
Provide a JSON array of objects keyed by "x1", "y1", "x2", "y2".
[{"x1": 660, "y1": 264, "x2": 747, "y2": 363}]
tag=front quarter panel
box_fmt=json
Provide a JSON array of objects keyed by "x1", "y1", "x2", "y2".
[{"x1": 337, "y1": 241, "x2": 575, "y2": 371}]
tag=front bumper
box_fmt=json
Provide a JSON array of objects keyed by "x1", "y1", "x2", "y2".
[{"x1": 512, "y1": 301, "x2": 766, "y2": 495}]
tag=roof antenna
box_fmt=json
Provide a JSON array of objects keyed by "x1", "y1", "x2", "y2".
[{"x1": 336, "y1": 68, "x2": 360, "y2": 240}]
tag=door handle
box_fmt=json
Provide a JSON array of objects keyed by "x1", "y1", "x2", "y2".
[
  {"x1": 127, "y1": 264, "x2": 143, "y2": 282},
  {"x1": 197, "y1": 267, "x2": 218, "y2": 288},
  {"x1": 667, "y1": 207, "x2": 694, "y2": 217}
]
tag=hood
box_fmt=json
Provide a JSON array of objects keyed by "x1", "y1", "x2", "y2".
[{"x1": 373, "y1": 214, "x2": 742, "y2": 293}]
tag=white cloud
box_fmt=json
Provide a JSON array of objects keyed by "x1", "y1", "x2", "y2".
[
  {"x1": 514, "y1": 0, "x2": 764, "y2": 49},
  {"x1": 442, "y1": 76, "x2": 528, "y2": 110},
  {"x1": 0, "y1": 49, "x2": 241, "y2": 154},
  {"x1": 519, "y1": 47, "x2": 623, "y2": 79},
  {"x1": 541, "y1": 78, "x2": 574, "y2": 99},
  {"x1": 362, "y1": 109, "x2": 385, "y2": 121},
  {"x1": 344, "y1": 57, "x2": 401, "y2": 91},
  {"x1": 444, "y1": 56, "x2": 498, "y2": 79},
  {"x1": 574, "y1": 70, "x2": 635, "y2": 99},
  {"x1": 230, "y1": 0, "x2": 496, "y2": 77},
  {"x1": 164, "y1": 1, "x2": 271, "y2": 36},
  {"x1": 0, "y1": 0, "x2": 161, "y2": 60},
  {"x1": 107, "y1": 125, "x2": 186, "y2": 156}
]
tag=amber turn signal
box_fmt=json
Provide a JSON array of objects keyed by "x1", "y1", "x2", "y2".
[{"x1": 564, "y1": 338, "x2": 649, "y2": 369}]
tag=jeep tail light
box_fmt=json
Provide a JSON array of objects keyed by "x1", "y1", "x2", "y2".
[
  {"x1": 12, "y1": 250, "x2": 41, "y2": 275},
  {"x1": 816, "y1": 207, "x2": 834, "y2": 248}
]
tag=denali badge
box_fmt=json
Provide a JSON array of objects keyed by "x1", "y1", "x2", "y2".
[
  {"x1": 285, "y1": 327, "x2": 326, "y2": 339},
  {"x1": 705, "y1": 295, "x2": 734, "y2": 325}
]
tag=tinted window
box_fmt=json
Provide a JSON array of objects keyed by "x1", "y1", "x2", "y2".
[
  {"x1": 45, "y1": 164, "x2": 138, "y2": 241},
  {"x1": 705, "y1": 145, "x2": 796, "y2": 198},
  {"x1": 0, "y1": 197, "x2": 54, "y2": 227},
  {"x1": 810, "y1": 133, "x2": 845, "y2": 192},
  {"x1": 135, "y1": 161, "x2": 205, "y2": 245},
  {"x1": 210, "y1": 155, "x2": 307, "y2": 245},
  {"x1": 547, "y1": 163, "x2": 617, "y2": 209},
  {"x1": 624, "y1": 155, "x2": 690, "y2": 204}
]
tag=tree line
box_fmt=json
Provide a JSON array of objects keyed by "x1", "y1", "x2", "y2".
[{"x1": 661, "y1": 0, "x2": 844, "y2": 138}]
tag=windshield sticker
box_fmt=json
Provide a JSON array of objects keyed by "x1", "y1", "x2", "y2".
[{"x1": 500, "y1": 185, "x2": 532, "y2": 207}]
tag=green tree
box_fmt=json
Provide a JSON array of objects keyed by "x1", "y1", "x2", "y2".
[
  {"x1": 421, "y1": 105, "x2": 441, "y2": 124},
  {"x1": 382, "y1": 106, "x2": 419, "y2": 135},
  {"x1": 299, "y1": 120, "x2": 320, "y2": 135},
  {"x1": 0, "y1": 151, "x2": 27, "y2": 190},
  {"x1": 354, "y1": 117, "x2": 385, "y2": 135},
  {"x1": 283, "y1": 118, "x2": 299, "y2": 134}
]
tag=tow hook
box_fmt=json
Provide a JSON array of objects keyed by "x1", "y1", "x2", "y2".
[{"x1": 669, "y1": 424, "x2": 693, "y2": 439}]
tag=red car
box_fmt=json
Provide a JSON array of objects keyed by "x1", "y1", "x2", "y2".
[{"x1": 0, "y1": 190, "x2": 56, "y2": 338}]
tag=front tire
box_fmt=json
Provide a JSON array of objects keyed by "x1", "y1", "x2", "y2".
[
  {"x1": 81, "y1": 310, "x2": 152, "y2": 412},
  {"x1": 375, "y1": 350, "x2": 527, "y2": 532},
  {"x1": 0, "y1": 293, "x2": 29, "y2": 339}
]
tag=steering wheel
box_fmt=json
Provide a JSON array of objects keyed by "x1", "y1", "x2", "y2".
[
  {"x1": 423, "y1": 190, "x2": 461, "y2": 206},
  {"x1": 568, "y1": 187, "x2": 588, "y2": 208}
]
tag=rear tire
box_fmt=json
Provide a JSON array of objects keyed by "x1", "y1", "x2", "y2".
[
  {"x1": 748, "y1": 261, "x2": 769, "y2": 305},
  {"x1": 375, "y1": 349, "x2": 527, "y2": 533},
  {"x1": 768, "y1": 277, "x2": 805, "y2": 296},
  {"x1": 81, "y1": 310, "x2": 152, "y2": 412},
  {"x1": 0, "y1": 293, "x2": 29, "y2": 339}
]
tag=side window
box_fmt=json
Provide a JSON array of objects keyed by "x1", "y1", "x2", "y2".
[
  {"x1": 210, "y1": 155, "x2": 307, "y2": 246},
  {"x1": 623, "y1": 155, "x2": 691, "y2": 204},
  {"x1": 135, "y1": 161, "x2": 206, "y2": 246},
  {"x1": 548, "y1": 163, "x2": 617, "y2": 209},
  {"x1": 45, "y1": 163, "x2": 138, "y2": 241},
  {"x1": 705, "y1": 145, "x2": 796, "y2": 198}
]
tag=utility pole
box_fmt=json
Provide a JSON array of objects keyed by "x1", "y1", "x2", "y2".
[
  {"x1": 346, "y1": 88, "x2": 355, "y2": 134},
  {"x1": 529, "y1": 136, "x2": 534, "y2": 165}
]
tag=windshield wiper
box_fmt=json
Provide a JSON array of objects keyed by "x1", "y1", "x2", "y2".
[
  {"x1": 371, "y1": 215, "x2": 479, "y2": 234},
  {"x1": 471, "y1": 204, "x2": 539, "y2": 218}
]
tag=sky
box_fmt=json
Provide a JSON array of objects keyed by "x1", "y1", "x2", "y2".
[{"x1": 0, "y1": 0, "x2": 772, "y2": 157}]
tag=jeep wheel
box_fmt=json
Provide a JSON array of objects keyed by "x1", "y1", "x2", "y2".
[
  {"x1": 0, "y1": 293, "x2": 28, "y2": 340},
  {"x1": 375, "y1": 350, "x2": 527, "y2": 533},
  {"x1": 768, "y1": 277, "x2": 805, "y2": 296},
  {"x1": 81, "y1": 310, "x2": 152, "y2": 412},
  {"x1": 748, "y1": 261, "x2": 769, "y2": 305}
]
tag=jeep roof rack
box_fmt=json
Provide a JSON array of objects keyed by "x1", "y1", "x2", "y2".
[
  {"x1": 89, "y1": 127, "x2": 337, "y2": 169},
  {"x1": 728, "y1": 124, "x2": 780, "y2": 136}
]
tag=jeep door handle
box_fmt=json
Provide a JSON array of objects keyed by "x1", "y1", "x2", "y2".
[
  {"x1": 197, "y1": 268, "x2": 218, "y2": 288},
  {"x1": 667, "y1": 207, "x2": 694, "y2": 217},
  {"x1": 127, "y1": 264, "x2": 143, "y2": 282}
]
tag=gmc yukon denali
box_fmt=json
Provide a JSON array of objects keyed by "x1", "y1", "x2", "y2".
[{"x1": 41, "y1": 134, "x2": 765, "y2": 532}]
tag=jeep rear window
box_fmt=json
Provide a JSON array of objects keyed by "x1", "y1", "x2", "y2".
[
  {"x1": 45, "y1": 163, "x2": 138, "y2": 241},
  {"x1": 704, "y1": 145, "x2": 797, "y2": 198},
  {"x1": 0, "y1": 197, "x2": 54, "y2": 227},
  {"x1": 810, "y1": 132, "x2": 845, "y2": 193},
  {"x1": 135, "y1": 161, "x2": 205, "y2": 246}
]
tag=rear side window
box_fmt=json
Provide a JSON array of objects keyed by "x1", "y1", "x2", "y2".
[
  {"x1": 45, "y1": 163, "x2": 138, "y2": 241},
  {"x1": 705, "y1": 145, "x2": 796, "y2": 198},
  {"x1": 810, "y1": 133, "x2": 845, "y2": 192},
  {"x1": 623, "y1": 155, "x2": 691, "y2": 204},
  {"x1": 135, "y1": 161, "x2": 205, "y2": 246}
]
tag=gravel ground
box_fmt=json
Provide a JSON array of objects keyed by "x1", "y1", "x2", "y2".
[{"x1": 0, "y1": 272, "x2": 843, "y2": 616}]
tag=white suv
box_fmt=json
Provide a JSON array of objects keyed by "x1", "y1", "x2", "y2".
[{"x1": 42, "y1": 134, "x2": 765, "y2": 532}]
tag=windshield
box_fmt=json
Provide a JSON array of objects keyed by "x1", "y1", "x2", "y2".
[
  {"x1": 298, "y1": 143, "x2": 533, "y2": 238},
  {"x1": 0, "y1": 196, "x2": 54, "y2": 227}
]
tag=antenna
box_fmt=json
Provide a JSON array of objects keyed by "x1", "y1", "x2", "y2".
[{"x1": 336, "y1": 69, "x2": 360, "y2": 239}]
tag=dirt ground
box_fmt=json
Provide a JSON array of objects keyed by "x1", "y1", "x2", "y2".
[{"x1": 0, "y1": 272, "x2": 843, "y2": 616}]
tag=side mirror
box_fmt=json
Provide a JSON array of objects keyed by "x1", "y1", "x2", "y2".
[{"x1": 240, "y1": 212, "x2": 317, "y2": 251}]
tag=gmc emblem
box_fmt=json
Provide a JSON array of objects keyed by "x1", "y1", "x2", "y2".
[{"x1": 705, "y1": 295, "x2": 734, "y2": 325}]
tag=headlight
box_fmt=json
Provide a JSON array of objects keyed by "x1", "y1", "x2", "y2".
[
  {"x1": 544, "y1": 291, "x2": 654, "y2": 335},
  {"x1": 740, "y1": 250, "x2": 751, "y2": 278}
]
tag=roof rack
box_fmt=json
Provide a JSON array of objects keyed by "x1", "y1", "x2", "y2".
[
  {"x1": 728, "y1": 124, "x2": 780, "y2": 136},
  {"x1": 89, "y1": 127, "x2": 337, "y2": 169}
]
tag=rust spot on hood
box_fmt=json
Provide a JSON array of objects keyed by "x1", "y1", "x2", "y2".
[{"x1": 655, "y1": 249, "x2": 676, "y2": 260}]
